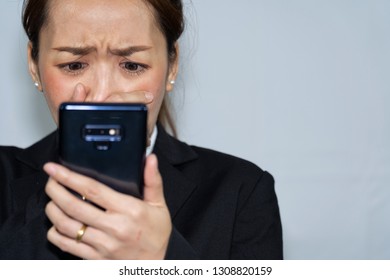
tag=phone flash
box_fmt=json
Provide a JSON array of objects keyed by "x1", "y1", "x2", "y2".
[{"x1": 109, "y1": 129, "x2": 116, "y2": 136}]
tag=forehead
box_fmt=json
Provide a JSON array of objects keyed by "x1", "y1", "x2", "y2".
[
  {"x1": 44, "y1": 0, "x2": 161, "y2": 46},
  {"x1": 47, "y1": 0, "x2": 153, "y2": 21}
]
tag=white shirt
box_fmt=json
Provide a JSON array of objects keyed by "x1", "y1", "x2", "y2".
[{"x1": 146, "y1": 125, "x2": 158, "y2": 156}]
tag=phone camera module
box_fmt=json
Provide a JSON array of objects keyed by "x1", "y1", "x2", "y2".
[{"x1": 83, "y1": 124, "x2": 122, "y2": 142}]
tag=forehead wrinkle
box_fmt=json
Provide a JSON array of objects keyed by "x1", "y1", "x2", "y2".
[{"x1": 40, "y1": 0, "x2": 167, "y2": 60}]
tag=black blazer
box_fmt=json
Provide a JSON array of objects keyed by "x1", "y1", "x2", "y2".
[{"x1": 0, "y1": 126, "x2": 283, "y2": 259}]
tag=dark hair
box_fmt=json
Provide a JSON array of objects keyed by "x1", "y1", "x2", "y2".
[{"x1": 22, "y1": 0, "x2": 184, "y2": 136}]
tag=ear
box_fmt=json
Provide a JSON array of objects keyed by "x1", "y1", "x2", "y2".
[
  {"x1": 165, "y1": 43, "x2": 180, "y2": 93},
  {"x1": 27, "y1": 42, "x2": 43, "y2": 92}
]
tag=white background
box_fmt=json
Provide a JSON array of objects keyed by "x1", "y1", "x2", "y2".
[
  {"x1": 1, "y1": 260, "x2": 390, "y2": 279},
  {"x1": 0, "y1": 0, "x2": 389, "y2": 259}
]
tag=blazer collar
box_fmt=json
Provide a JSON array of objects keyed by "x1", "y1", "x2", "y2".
[{"x1": 154, "y1": 124, "x2": 198, "y2": 166}]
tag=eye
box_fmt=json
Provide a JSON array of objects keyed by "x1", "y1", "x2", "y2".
[
  {"x1": 120, "y1": 61, "x2": 148, "y2": 75},
  {"x1": 67, "y1": 62, "x2": 84, "y2": 71},
  {"x1": 124, "y1": 62, "x2": 140, "y2": 71},
  {"x1": 58, "y1": 62, "x2": 88, "y2": 74}
]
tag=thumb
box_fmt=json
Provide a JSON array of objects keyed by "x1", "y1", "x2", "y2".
[{"x1": 143, "y1": 154, "x2": 165, "y2": 206}]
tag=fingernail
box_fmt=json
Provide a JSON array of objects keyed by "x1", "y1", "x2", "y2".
[
  {"x1": 150, "y1": 154, "x2": 159, "y2": 171},
  {"x1": 76, "y1": 83, "x2": 85, "y2": 95},
  {"x1": 73, "y1": 84, "x2": 82, "y2": 100},
  {"x1": 145, "y1": 92, "x2": 154, "y2": 101}
]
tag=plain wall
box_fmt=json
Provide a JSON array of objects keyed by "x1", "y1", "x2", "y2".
[{"x1": 1, "y1": 0, "x2": 389, "y2": 259}]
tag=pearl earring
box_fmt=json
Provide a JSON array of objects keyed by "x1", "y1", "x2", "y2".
[
  {"x1": 170, "y1": 80, "x2": 175, "y2": 85},
  {"x1": 34, "y1": 82, "x2": 39, "y2": 88}
]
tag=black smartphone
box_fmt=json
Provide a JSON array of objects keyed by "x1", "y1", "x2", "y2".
[{"x1": 58, "y1": 102, "x2": 147, "y2": 199}]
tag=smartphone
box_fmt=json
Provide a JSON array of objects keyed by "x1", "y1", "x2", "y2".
[{"x1": 58, "y1": 102, "x2": 147, "y2": 199}]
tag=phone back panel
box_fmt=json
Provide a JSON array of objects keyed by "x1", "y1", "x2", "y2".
[{"x1": 59, "y1": 103, "x2": 147, "y2": 198}]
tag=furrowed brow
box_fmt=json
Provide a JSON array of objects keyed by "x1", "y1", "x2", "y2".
[
  {"x1": 110, "y1": 46, "x2": 152, "y2": 56},
  {"x1": 52, "y1": 46, "x2": 96, "y2": 56}
]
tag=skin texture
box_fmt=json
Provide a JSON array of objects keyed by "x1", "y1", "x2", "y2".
[{"x1": 27, "y1": 0, "x2": 178, "y2": 259}]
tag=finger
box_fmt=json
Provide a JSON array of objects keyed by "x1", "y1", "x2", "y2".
[
  {"x1": 45, "y1": 200, "x2": 81, "y2": 239},
  {"x1": 47, "y1": 226, "x2": 104, "y2": 260},
  {"x1": 104, "y1": 91, "x2": 154, "y2": 104},
  {"x1": 45, "y1": 176, "x2": 108, "y2": 228},
  {"x1": 46, "y1": 197, "x2": 146, "y2": 259},
  {"x1": 143, "y1": 154, "x2": 165, "y2": 206},
  {"x1": 43, "y1": 162, "x2": 141, "y2": 212},
  {"x1": 70, "y1": 83, "x2": 88, "y2": 102},
  {"x1": 45, "y1": 200, "x2": 108, "y2": 247}
]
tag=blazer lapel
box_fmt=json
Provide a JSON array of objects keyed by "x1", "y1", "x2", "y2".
[
  {"x1": 11, "y1": 131, "x2": 58, "y2": 214},
  {"x1": 153, "y1": 125, "x2": 199, "y2": 219},
  {"x1": 16, "y1": 131, "x2": 59, "y2": 170},
  {"x1": 10, "y1": 172, "x2": 49, "y2": 218}
]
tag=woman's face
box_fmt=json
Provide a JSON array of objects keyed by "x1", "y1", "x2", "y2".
[{"x1": 28, "y1": 0, "x2": 178, "y2": 138}]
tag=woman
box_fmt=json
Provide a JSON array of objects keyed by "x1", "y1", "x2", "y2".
[{"x1": 0, "y1": 0, "x2": 283, "y2": 259}]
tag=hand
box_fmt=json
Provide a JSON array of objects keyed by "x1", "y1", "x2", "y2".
[
  {"x1": 44, "y1": 154, "x2": 172, "y2": 260},
  {"x1": 70, "y1": 82, "x2": 154, "y2": 104},
  {"x1": 69, "y1": 83, "x2": 155, "y2": 145}
]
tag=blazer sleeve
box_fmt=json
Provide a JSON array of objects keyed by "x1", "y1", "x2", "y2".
[
  {"x1": 0, "y1": 185, "x2": 71, "y2": 260},
  {"x1": 0, "y1": 148, "x2": 73, "y2": 260},
  {"x1": 0, "y1": 199, "x2": 49, "y2": 259},
  {"x1": 230, "y1": 171, "x2": 283, "y2": 259}
]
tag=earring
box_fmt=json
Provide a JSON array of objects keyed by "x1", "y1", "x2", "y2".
[
  {"x1": 170, "y1": 80, "x2": 175, "y2": 85},
  {"x1": 34, "y1": 82, "x2": 39, "y2": 88}
]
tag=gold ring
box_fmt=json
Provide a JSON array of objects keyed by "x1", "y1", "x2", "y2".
[{"x1": 76, "y1": 224, "x2": 87, "y2": 242}]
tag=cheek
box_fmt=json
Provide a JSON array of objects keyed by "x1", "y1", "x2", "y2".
[
  {"x1": 146, "y1": 89, "x2": 165, "y2": 134},
  {"x1": 134, "y1": 72, "x2": 168, "y2": 135},
  {"x1": 40, "y1": 69, "x2": 75, "y2": 123}
]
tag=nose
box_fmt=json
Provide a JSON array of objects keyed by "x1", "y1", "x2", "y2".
[{"x1": 85, "y1": 64, "x2": 118, "y2": 102}]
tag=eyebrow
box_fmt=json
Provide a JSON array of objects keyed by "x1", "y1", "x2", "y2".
[
  {"x1": 110, "y1": 46, "x2": 152, "y2": 56},
  {"x1": 52, "y1": 46, "x2": 152, "y2": 56},
  {"x1": 53, "y1": 46, "x2": 96, "y2": 56}
]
